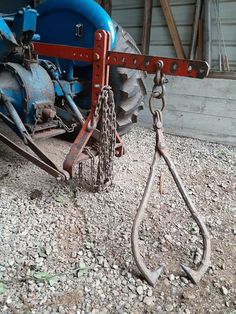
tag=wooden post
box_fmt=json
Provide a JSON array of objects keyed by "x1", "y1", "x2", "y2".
[
  {"x1": 196, "y1": 19, "x2": 204, "y2": 60},
  {"x1": 96, "y1": 0, "x2": 112, "y2": 16},
  {"x1": 106, "y1": 0, "x2": 112, "y2": 17},
  {"x1": 142, "y1": 0, "x2": 153, "y2": 54},
  {"x1": 190, "y1": 0, "x2": 202, "y2": 59},
  {"x1": 30, "y1": 0, "x2": 36, "y2": 8},
  {"x1": 159, "y1": 0, "x2": 186, "y2": 59}
]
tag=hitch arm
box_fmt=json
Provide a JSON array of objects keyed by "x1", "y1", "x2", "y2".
[
  {"x1": 33, "y1": 30, "x2": 209, "y2": 178},
  {"x1": 34, "y1": 42, "x2": 209, "y2": 79}
]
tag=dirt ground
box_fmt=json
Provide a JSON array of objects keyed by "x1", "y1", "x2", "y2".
[{"x1": 0, "y1": 124, "x2": 235, "y2": 314}]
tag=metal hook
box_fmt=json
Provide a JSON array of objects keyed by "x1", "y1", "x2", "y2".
[
  {"x1": 131, "y1": 110, "x2": 211, "y2": 286},
  {"x1": 131, "y1": 148, "x2": 164, "y2": 286},
  {"x1": 161, "y1": 151, "x2": 211, "y2": 284}
]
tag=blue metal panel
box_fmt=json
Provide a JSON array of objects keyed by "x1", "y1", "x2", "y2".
[
  {"x1": 36, "y1": 0, "x2": 116, "y2": 49},
  {"x1": 53, "y1": 80, "x2": 83, "y2": 97},
  {"x1": 13, "y1": 7, "x2": 38, "y2": 42},
  {"x1": 0, "y1": 63, "x2": 55, "y2": 125},
  {"x1": 36, "y1": 0, "x2": 116, "y2": 76},
  {"x1": 0, "y1": 17, "x2": 18, "y2": 60}
]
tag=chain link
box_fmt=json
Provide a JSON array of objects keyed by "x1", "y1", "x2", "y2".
[
  {"x1": 87, "y1": 93, "x2": 103, "y2": 131},
  {"x1": 56, "y1": 115, "x2": 77, "y2": 133},
  {"x1": 31, "y1": 112, "x2": 76, "y2": 135},
  {"x1": 83, "y1": 146, "x2": 96, "y2": 189},
  {"x1": 149, "y1": 61, "x2": 168, "y2": 115},
  {"x1": 78, "y1": 162, "x2": 83, "y2": 184},
  {"x1": 78, "y1": 86, "x2": 116, "y2": 191},
  {"x1": 96, "y1": 86, "x2": 116, "y2": 191}
]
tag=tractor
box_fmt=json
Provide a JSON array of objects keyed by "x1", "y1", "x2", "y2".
[
  {"x1": 0, "y1": 0, "x2": 208, "y2": 182},
  {"x1": 0, "y1": 0, "x2": 210, "y2": 285}
]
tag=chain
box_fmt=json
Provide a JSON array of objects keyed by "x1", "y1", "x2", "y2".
[
  {"x1": 31, "y1": 112, "x2": 76, "y2": 135},
  {"x1": 56, "y1": 115, "x2": 77, "y2": 133},
  {"x1": 31, "y1": 115, "x2": 40, "y2": 136},
  {"x1": 78, "y1": 162, "x2": 83, "y2": 184},
  {"x1": 149, "y1": 61, "x2": 168, "y2": 197},
  {"x1": 78, "y1": 86, "x2": 116, "y2": 191},
  {"x1": 149, "y1": 61, "x2": 168, "y2": 116},
  {"x1": 96, "y1": 86, "x2": 116, "y2": 191},
  {"x1": 87, "y1": 93, "x2": 103, "y2": 131},
  {"x1": 83, "y1": 146, "x2": 96, "y2": 189}
]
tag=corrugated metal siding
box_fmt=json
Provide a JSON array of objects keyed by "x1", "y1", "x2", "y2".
[{"x1": 150, "y1": 0, "x2": 195, "y2": 57}]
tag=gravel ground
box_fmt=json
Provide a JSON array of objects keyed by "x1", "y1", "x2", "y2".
[{"x1": 0, "y1": 124, "x2": 235, "y2": 314}]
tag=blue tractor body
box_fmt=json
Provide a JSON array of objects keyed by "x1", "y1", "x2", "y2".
[
  {"x1": 36, "y1": 0, "x2": 116, "y2": 50},
  {"x1": 0, "y1": 0, "x2": 116, "y2": 133}
]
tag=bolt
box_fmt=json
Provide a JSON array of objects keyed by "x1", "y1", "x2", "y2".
[
  {"x1": 93, "y1": 53, "x2": 100, "y2": 61},
  {"x1": 95, "y1": 32, "x2": 102, "y2": 41}
]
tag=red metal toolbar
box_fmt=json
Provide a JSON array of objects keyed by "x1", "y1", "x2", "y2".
[
  {"x1": 63, "y1": 30, "x2": 111, "y2": 177},
  {"x1": 34, "y1": 41, "x2": 209, "y2": 79},
  {"x1": 33, "y1": 30, "x2": 209, "y2": 178}
]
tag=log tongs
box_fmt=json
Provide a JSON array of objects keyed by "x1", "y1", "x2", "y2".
[{"x1": 131, "y1": 62, "x2": 211, "y2": 286}]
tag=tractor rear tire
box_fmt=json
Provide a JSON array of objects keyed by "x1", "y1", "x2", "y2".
[{"x1": 110, "y1": 22, "x2": 147, "y2": 135}]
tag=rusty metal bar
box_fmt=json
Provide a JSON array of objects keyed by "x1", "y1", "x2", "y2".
[
  {"x1": 142, "y1": 0, "x2": 153, "y2": 54},
  {"x1": 0, "y1": 132, "x2": 66, "y2": 180},
  {"x1": 63, "y1": 30, "x2": 111, "y2": 177},
  {"x1": 34, "y1": 41, "x2": 209, "y2": 79}
]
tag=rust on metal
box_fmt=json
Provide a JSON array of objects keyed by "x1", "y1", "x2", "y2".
[
  {"x1": 34, "y1": 32, "x2": 209, "y2": 79},
  {"x1": 131, "y1": 65, "x2": 210, "y2": 286},
  {"x1": 33, "y1": 42, "x2": 93, "y2": 63},
  {"x1": 0, "y1": 131, "x2": 67, "y2": 181},
  {"x1": 63, "y1": 30, "x2": 110, "y2": 177},
  {"x1": 33, "y1": 31, "x2": 209, "y2": 181},
  {"x1": 106, "y1": 52, "x2": 209, "y2": 78},
  {"x1": 131, "y1": 109, "x2": 211, "y2": 286},
  {"x1": 29, "y1": 31, "x2": 211, "y2": 287}
]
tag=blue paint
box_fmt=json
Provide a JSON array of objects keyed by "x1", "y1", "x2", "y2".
[
  {"x1": 54, "y1": 80, "x2": 83, "y2": 97},
  {"x1": 36, "y1": 0, "x2": 116, "y2": 49},
  {"x1": 0, "y1": 1, "x2": 117, "y2": 136},
  {"x1": 0, "y1": 63, "x2": 55, "y2": 125},
  {"x1": 13, "y1": 6, "x2": 38, "y2": 43},
  {"x1": 0, "y1": 17, "x2": 18, "y2": 60},
  {"x1": 36, "y1": 0, "x2": 116, "y2": 75}
]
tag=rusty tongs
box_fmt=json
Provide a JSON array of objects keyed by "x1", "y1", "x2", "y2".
[{"x1": 131, "y1": 109, "x2": 211, "y2": 286}]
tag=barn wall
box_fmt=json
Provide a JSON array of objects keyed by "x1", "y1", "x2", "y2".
[
  {"x1": 112, "y1": 0, "x2": 236, "y2": 146},
  {"x1": 113, "y1": 0, "x2": 236, "y2": 72},
  {"x1": 0, "y1": 0, "x2": 30, "y2": 13},
  {"x1": 0, "y1": 0, "x2": 235, "y2": 145},
  {"x1": 211, "y1": 0, "x2": 236, "y2": 72},
  {"x1": 140, "y1": 75, "x2": 236, "y2": 146}
]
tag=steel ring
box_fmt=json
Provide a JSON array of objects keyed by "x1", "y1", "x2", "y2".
[{"x1": 149, "y1": 95, "x2": 166, "y2": 115}]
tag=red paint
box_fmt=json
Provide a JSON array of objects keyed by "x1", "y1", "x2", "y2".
[{"x1": 33, "y1": 30, "x2": 209, "y2": 178}]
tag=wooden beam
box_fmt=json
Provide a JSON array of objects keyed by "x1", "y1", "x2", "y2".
[
  {"x1": 196, "y1": 19, "x2": 203, "y2": 60},
  {"x1": 190, "y1": 0, "x2": 202, "y2": 59},
  {"x1": 96, "y1": 0, "x2": 112, "y2": 16},
  {"x1": 30, "y1": 0, "x2": 36, "y2": 8},
  {"x1": 106, "y1": 0, "x2": 112, "y2": 17},
  {"x1": 159, "y1": 0, "x2": 186, "y2": 59},
  {"x1": 142, "y1": 0, "x2": 153, "y2": 54}
]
